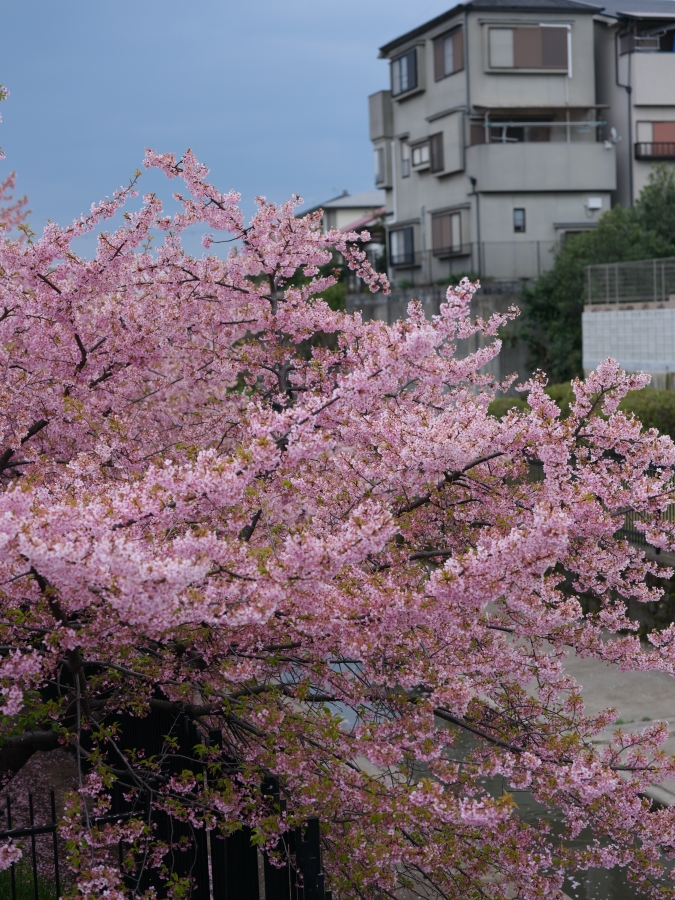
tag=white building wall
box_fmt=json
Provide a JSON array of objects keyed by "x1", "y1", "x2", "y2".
[{"x1": 583, "y1": 307, "x2": 675, "y2": 382}]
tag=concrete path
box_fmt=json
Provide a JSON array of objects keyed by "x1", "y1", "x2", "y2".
[{"x1": 565, "y1": 651, "x2": 675, "y2": 804}]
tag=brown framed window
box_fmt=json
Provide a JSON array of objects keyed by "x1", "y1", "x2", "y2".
[
  {"x1": 374, "y1": 148, "x2": 385, "y2": 185},
  {"x1": 390, "y1": 227, "x2": 415, "y2": 265},
  {"x1": 400, "y1": 141, "x2": 411, "y2": 178},
  {"x1": 489, "y1": 26, "x2": 568, "y2": 69},
  {"x1": 434, "y1": 26, "x2": 465, "y2": 79},
  {"x1": 412, "y1": 143, "x2": 429, "y2": 168},
  {"x1": 429, "y1": 133, "x2": 444, "y2": 173},
  {"x1": 432, "y1": 212, "x2": 461, "y2": 255},
  {"x1": 392, "y1": 48, "x2": 418, "y2": 97}
]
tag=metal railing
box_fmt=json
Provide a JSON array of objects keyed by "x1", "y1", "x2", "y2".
[
  {"x1": 365, "y1": 242, "x2": 558, "y2": 290},
  {"x1": 635, "y1": 142, "x2": 675, "y2": 160},
  {"x1": 618, "y1": 506, "x2": 675, "y2": 549},
  {"x1": 473, "y1": 120, "x2": 605, "y2": 144},
  {"x1": 586, "y1": 257, "x2": 675, "y2": 307}
]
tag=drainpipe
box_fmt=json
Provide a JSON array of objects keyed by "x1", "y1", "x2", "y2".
[
  {"x1": 469, "y1": 176, "x2": 482, "y2": 277},
  {"x1": 390, "y1": 139, "x2": 398, "y2": 224},
  {"x1": 615, "y1": 29, "x2": 634, "y2": 206}
]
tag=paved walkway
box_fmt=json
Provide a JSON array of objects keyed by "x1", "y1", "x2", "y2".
[{"x1": 565, "y1": 651, "x2": 675, "y2": 804}]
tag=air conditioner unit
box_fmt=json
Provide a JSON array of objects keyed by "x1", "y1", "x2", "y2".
[{"x1": 586, "y1": 197, "x2": 603, "y2": 210}]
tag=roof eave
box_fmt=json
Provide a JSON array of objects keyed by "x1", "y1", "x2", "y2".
[
  {"x1": 378, "y1": 0, "x2": 601, "y2": 57},
  {"x1": 379, "y1": 4, "x2": 467, "y2": 57}
]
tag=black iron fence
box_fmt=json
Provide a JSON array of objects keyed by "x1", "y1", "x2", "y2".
[{"x1": 0, "y1": 787, "x2": 331, "y2": 900}]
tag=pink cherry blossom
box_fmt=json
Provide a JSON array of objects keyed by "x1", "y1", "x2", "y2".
[{"x1": 1, "y1": 148, "x2": 675, "y2": 898}]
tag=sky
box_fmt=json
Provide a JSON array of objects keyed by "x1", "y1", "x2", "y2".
[{"x1": 0, "y1": 1, "x2": 451, "y2": 252}]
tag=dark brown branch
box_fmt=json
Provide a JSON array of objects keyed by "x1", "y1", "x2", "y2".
[
  {"x1": 35, "y1": 272, "x2": 62, "y2": 294},
  {"x1": 409, "y1": 549, "x2": 454, "y2": 560},
  {"x1": 239, "y1": 509, "x2": 261, "y2": 542},
  {"x1": 395, "y1": 451, "x2": 505, "y2": 517},
  {"x1": 74, "y1": 333, "x2": 87, "y2": 373},
  {"x1": 0, "y1": 418, "x2": 49, "y2": 474},
  {"x1": 434, "y1": 707, "x2": 523, "y2": 754}
]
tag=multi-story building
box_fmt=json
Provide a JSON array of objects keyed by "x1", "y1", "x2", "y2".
[
  {"x1": 371, "y1": 0, "x2": 617, "y2": 284},
  {"x1": 594, "y1": 0, "x2": 675, "y2": 208},
  {"x1": 370, "y1": 0, "x2": 675, "y2": 285}
]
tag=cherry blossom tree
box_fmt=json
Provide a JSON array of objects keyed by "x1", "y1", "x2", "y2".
[{"x1": 2, "y1": 147, "x2": 675, "y2": 899}]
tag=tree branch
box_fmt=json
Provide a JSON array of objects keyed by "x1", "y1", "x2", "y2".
[
  {"x1": 395, "y1": 452, "x2": 505, "y2": 517},
  {"x1": 0, "y1": 418, "x2": 49, "y2": 474},
  {"x1": 0, "y1": 729, "x2": 60, "y2": 779}
]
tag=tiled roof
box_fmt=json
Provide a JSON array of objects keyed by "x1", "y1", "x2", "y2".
[{"x1": 379, "y1": 0, "x2": 601, "y2": 56}]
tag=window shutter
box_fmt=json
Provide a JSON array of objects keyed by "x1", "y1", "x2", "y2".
[
  {"x1": 514, "y1": 27, "x2": 543, "y2": 68},
  {"x1": 654, "y1": 122, "x2": 675, "y2": 142},
  {"x1": 431, "y1": 219, "x2": 452, "y2": 254},
  {"x1": 453, "y1": 28, "x2": 465, "y2": 72},
  {"x1": 433, "y1": 214, "x2": 458, "y2": 254},
  {"x1": 470, "y1": 124, "x2": 486, "y2": 145},
  {"x1": 434, "y1": 38, "x2": 445, "y2": 80},
  {"x1": 430, "y1": 133, "x2": 444, "y2": 173},
  {"x1": 541, "y1": 27, "x2": 568, "y2": 68}
]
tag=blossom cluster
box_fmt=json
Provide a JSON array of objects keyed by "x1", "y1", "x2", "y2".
[{"x1": 1, "y1": 149, "x2": 675, "y2": 898}]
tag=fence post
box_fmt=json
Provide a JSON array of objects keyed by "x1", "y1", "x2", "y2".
[
  {"x1": 50, "y1": 790, "x2": 61, "y2": 899},
  {"x1": 28, "y1": 794, "x2": 38, "y2": 900},
  {"x1": 7, "y1": 795, "x2": 16, "y2": 900}
]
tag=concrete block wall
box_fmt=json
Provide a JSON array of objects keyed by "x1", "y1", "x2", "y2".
[{"x1": 583, "y1": 307, "x2": 675, "y2": 387}]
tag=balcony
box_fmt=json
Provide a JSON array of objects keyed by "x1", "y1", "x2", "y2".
[
  {"x1": 466, "y1": 141, "x2": 616, "y2": 192},
  {"x1": 635, "y1": 142, "x2": 675, "y2": 161}
]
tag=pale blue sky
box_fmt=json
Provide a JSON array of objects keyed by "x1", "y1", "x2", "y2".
[{"x1": 0, "y1": 0, "x2": 450, "y2": 248}]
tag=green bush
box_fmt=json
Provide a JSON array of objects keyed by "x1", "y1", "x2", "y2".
[
  {"x1": 618, "y1": 387, "x2": 675, "y2": 441},
  {"x1": 489, "y1": 382, "x2": 675, "y2": 442},
  {"x1": 487, "y1": 396, "x2": 530, "y2": 418}
]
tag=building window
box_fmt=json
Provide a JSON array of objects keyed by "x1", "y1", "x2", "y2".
[
  {"x1": 488, "y1": 26, "x2": 568, "y2": 70},
  {"x1": 432, "y1": 212, "x2": 462, "y2": 255},
  {"x1": 635, "y1": 121, "x2": 675, "y2": 159},
  {"x1": 392, "y1": 48, "x2": 418, "y2": 97},
  {"x1": 390, "y1": 227, "x2": 415, "y2": 265},
  {"x1": 429, "y1": 133, "x2": 444, "y2": 173},
  {"x1": 412, "y1": 143, "x2": 429, "y2": 168},
  {"x1": 434, "y1": 26, "x2": 465, "y2": 79},
  {"x1": 400, "y1": 141, "x2": 411, "y2": 178},
  {"x1": 374, "y1": 148, "x2": 385, "y2": 185},
  {"x1": 513, "y1": 208, "x2": 526, "y2": 233}
]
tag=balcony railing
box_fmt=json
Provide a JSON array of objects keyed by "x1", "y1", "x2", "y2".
[
  {"x1": 635, "y1": 142, "x2": 675, "y2": 160},
  {"x1": 431, "y1": 243, "x2": 472, "y2": 259},
  {"x1": 347, "y1": 241, "x2": 560, "y2": 292}
]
